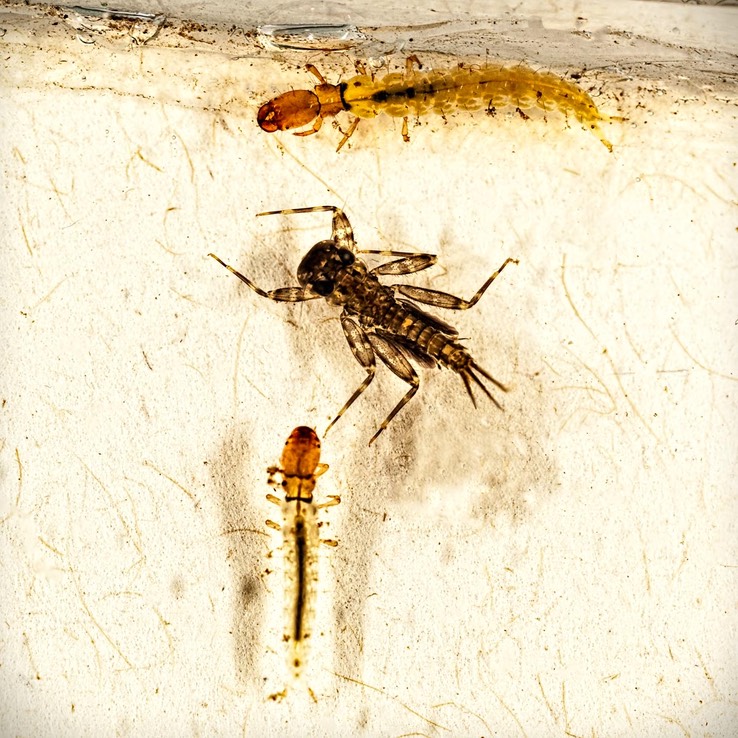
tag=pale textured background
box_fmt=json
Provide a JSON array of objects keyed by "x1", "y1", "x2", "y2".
[{"x1": 1, "y1": 1, "x2": 736, "y2": 736}]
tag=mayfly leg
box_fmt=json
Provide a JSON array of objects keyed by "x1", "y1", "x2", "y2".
[
  {"x1": 395, "y1": 257, "x2": 519, "y2": 310},
  {"x1": 327, "y1": 315, "x2": 421, "y2": 445},
  {"x1": 395, "y1": 257, "x2": 518, "y2": 407},
  {"x1": 325, "y1": 315, "x2": 376, "y2": 437},
  {"x1": 361, "y1": 250, "x2": 438, "y2": 276},
  {"x1": 366, "y1": 333, "x2": 419, "y2": 445},
  {"x1": 208, "y1": 253, "x2": 317, "y2": 302},
  {"x1": 257, "y1": 205, "x2": 356, "y2": 253}
]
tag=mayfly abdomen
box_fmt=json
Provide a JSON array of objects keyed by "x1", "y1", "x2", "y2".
[{"x1": 377, "y1": 303, "x2": 476, "y2": 374}]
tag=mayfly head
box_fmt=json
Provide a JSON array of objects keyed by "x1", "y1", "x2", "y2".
[
  {"x1": 258, "y1": 90, "x2": 321, "y2": 132},
  {"x1": 297, "y1": 241, "x2": 357, "y2": 297}
]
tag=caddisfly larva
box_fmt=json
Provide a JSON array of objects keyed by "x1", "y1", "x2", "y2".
[
  {"x1": 209, "y1": 206, "x2": 518, "y2": 444},
  {"x1": 266, "y1": 427, "x2": 339, "y2": 686},
  {"x1": 257, "y1": 55, "x2": 621, "y2": 151}
]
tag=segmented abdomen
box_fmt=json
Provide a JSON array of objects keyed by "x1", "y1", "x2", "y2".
[
  {"x1": 281, "y1": 502, "x2": 319, "y2": 678},
  {"x1": 363, "y1": 299, "x2": 472, "y2": 370},
  {"x1": 342, "y1": 64, "x2": 616, "y2": 150}
]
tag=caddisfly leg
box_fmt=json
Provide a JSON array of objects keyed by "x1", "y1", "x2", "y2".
[
  {"x1": 257, "y1": 205, "x2": 356, "y2": 253},
  {"x1": 405, "y1": 54, "x2": 423, "y2": 74},
  {"x1": 325, "y1": 315, "x2": 376, "y2": 437},
  {"x1": 317, "y1": 495, "x2": 340, "y2": 546},
  {"x1": 294, "y1": 116, "x2": 324, "y2": 137},
  {"x1": 317, "y1": 495, "x2": 341, "y2": 509},
  {"x1": 302, "y1": 61, "x2": 361, "y2": 151},
  {"x1": 209, "y1": 253, "x2": 318, "y2": 302},
  {"x1": 365, "y1": 333, "x2": 420, "y2": 445},
  {"x1": 335, "y1": 117, "x2": 360, "y2": 152},
  {"x1": 396, "y1": 257, "x2": 518, "y2": 310},
  {"x1": 265, "y1": 490, "x2": 282, "y2": 530},
  {"x1": 401, "y1": 116, "x2": 410, "y2": 143},
  {"x1": 313, "y1": 462, "x2": 330, "y2": 478},
  {"x1": 305, "y1": 64, "x2": 327, "y2": 84},
  {"x1": 398, "y1": 56, "x2": 424, "y2": 144}
]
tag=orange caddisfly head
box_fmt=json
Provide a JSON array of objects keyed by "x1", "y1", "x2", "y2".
[
  {"x1": 257, "y1": 90, "x2": 321, "y2": 132},
  {"x1": 281, "y1": 426, "x2": 321, "y2": 479}
]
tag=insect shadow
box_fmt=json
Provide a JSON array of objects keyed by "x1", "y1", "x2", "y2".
[{"x1": 208, "y1": 426, "x2": 270, "y2": 687}]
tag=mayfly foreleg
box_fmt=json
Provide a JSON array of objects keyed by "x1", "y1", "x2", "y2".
[
  {"x1": 365, "y1": 333, "x2": 420, "y2": 445},
  {"x1": 397, "y1": 257, "x2": 519, "y2": 310},
  {"x1": 364, "y1": 251, "x2": 437, "y2": 276},
  {"x1": 257, "y1": 205, "x2": 356, "y2": 253},
  {"x1": 325, "y1": 315, "x2": 376, "y2": 437},
  {"x1": 209, "y1": 253, "x2": 317, "y2": 302},
  {"x1": 257, "y1": 205, "x2": 340, "y2": 217}
]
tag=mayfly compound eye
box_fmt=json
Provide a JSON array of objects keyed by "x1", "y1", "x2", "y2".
[
  {"x1": 312, "y1": 278, "x2": 335, "y2": 296},
  {"x1": 338, "y1": 249, "x2": 355, "y2": 266}
]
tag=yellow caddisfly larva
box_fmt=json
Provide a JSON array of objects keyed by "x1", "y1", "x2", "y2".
[
  {"x1": 265, "y1": 427, "x2": 339, "y2": 687},
  {"x1": 257, "y1": 55, "x2": 622, "y2": 151}
]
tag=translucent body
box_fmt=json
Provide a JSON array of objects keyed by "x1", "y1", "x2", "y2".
[
  {"x1": 279, "y1": 497, "x2": 318, "y2": 679},
  {"x1": 266, "y1": 427, "x2": 336, "y2": 682},
  {"x1": 257, "y1": 61, "x2": 620, "y2": 151}
]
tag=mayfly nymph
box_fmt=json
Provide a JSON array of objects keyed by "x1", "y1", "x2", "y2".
[
  {"x1": 209, "y1": 206, "x2": 518, "y2": 444},
  {"x1": 266, "y1": 426, "x2": 339, "y2": 683},
  {"x1": 257, "y1": 56, "x2": 621, "y2": 151}
]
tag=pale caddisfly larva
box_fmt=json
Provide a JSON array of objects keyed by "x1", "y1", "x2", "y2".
[
  {"x1": 257, "y1": 55, "x2": 621, "y2": 151},
  {"x1": 209, "y1": 206, "x2": 518, "y2": 444},
  {"x1": 266, "y1": 427, "x2": 339, "y2": 686}
]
